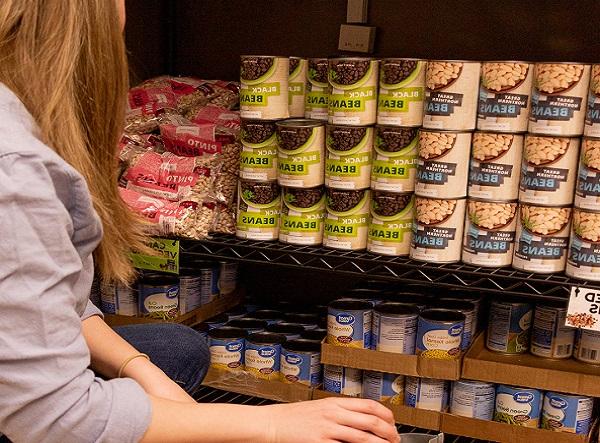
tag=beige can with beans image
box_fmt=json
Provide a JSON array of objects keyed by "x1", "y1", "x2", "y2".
[
  {"x1": 512, "y1": 204, "x2": 572, "y2": 274},
  {"x1": 415, "y1": 129, "x2": 472, "y2": 199},
  {"x1": 528, "y1": 62, "x2": 591, "y2": 136},
  {"x1": 423, "y1": 60, "x2": 481, "y2": 131},
  {"x1": 584, "y1": 65, "x2": 600, "y2": 137},
  {"x1": 575, "y1": 137, "x2": 600, "y2": 210},
  {"x1": 410, "y1": 197, "x2": 466, "y2": 263},
  {"x1": 462, "y1": 199, "x2": 518, "y2": 268},
  {"x1": 477, "y1": 61, "x2": 534, "y2": 133},
  {"x1": 468, "y1": 132, "x2": 523, "y2": 201},
  {"x1": 240, "y1": 56, "x2": 290, "y2": 120},
  {"x1": 566, "y1": 207, "x2": 600, "y2": 281},
  {"x1": 519, "y1": 135, "x2": 580, "y2": 206}
]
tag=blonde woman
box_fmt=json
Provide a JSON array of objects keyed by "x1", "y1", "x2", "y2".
[{"x1": 0, "y1": 2, "x2": 399, "y2": 442}]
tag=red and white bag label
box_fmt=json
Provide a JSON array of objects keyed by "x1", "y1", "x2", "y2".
[{"x1": 160, "y1": 123, "x2": 224, "y2": 157}]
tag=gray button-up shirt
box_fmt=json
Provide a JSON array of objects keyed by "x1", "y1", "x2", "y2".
[{"x1": 0, "y1": 84, "x2": 151, "y2": 442}]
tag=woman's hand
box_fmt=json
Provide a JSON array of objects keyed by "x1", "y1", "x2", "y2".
[{"x1": 263, "y1": 397, "x2": 400, "y2": 443}]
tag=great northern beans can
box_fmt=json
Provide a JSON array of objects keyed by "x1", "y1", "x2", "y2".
[
  {"x1": 416, "y1": 309, "x2": 465, "y2": 359},
  {"x1": 529, "y1": 62, "x2": 591, "y2": 137},
  {"x1": 240, "y1": 119, "x2": 278, "y2": 181},
  {"x1": 236, "y1": 180, "x2": 281, "y2": 241},
  {"x1": 208, "y1": 326, "x2": 248, "y2": 372},
  {"x1": 328, "y1": 57, "x2": 378, "y2": 125},
  {"x1": 327, "y1": 299, "x2": 372, "y2": 349},
  {"x1": 240, "y1": 56, "x2": 289, "y2": 120},
  {"x1": 288, "y1": 57, "x2": 307, "y2": 118},
  {"x1": 477, "y1": 61, "x2": 534, "y2": 133},
  {"x1": 305, "y1": 58, "x2": 330, "y2": 121},
  {"x1": 280, "y1": 339, "x2": 322, "y2": 386},
  {"x1": 371, "y1": 126, "x2": 419, "y2": 192},
  {"x1": 423, "y1": 60, "x2": 481, "y2": 131},
  {"x1": 494, "y1": 385, "x2": 542, "y2": 428},
  {"x1": 486, "y1": 300, "x2": 533, "y2": 354},
  {"x1": 367, "y1": 192, "x2": 414, "y2": 256},
  {"x1": 541, "y1": 392, "x2": 594, "y2": 434},
  {"x1": 323, "y1": 365, "x2": 363, "y2": 397},
  {"x1": 575, "y1": 137, "x2": 600, "y2": 210},
  {"x1": 244, "y1": 332, "x2": 286, "y2": 380},
  {"x1": 566, "y1": 207, "x2": 600, "y2": 281},
  {"x1": 325, "y1": 125, "x2": 373, "y2": 189},
  {"x1": 377, "y1": 58, "x2": 426, "y2": 127},
  {"x1": 324, "y1": 188, "x2": 370, "y2": 250},
  {"x1": 279, "y1": 186, "x2": 326, "y2": 246}
]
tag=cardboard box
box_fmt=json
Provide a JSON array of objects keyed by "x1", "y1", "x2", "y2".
[
  {"x1": 463, "y1": 334, "x2": 600, "y2": 397},
  {"x1": 440, "y1": 413, "x2": 586, "y2": 443},
  {"x1": 202, "y1": 367, "x2": 313, "y2": 402},
  {"x1": 104, "y1": 291, "x2": 242, "y2": 327},
  {"x1": 320, "y1": 340, "x2": 462, "y2": 380}
]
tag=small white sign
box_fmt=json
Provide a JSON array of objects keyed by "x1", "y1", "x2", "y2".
[{"x1": 566, "y1": 286, "x2": 600, "y2": 330}]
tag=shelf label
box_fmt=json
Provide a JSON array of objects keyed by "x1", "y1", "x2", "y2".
[
  {"x1": 131, "y1": 238, "x2": 179, "y2": 274},
  {"x1": 566, "y1": 286, "x2": 600, "y2": 330}
]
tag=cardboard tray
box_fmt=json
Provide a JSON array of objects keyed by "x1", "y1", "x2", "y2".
[
  {"x1": 463, "y1": 334, "x2": 600, "y2": 397},
  {"x1": 440, "y1": 413, "x2": 587, "y2": 443},
  {"x1": 104, "y1": 291, "x2": 242, "y2": 327},
  {"x1": 202, "y1": 367, "x2": 313, "y2": 402},
  {"x1": 320, "y1": 340, "x2": 462, "y2": 380}
]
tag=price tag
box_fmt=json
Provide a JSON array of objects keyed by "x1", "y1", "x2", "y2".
[
  {"x1": 131, "y1": 238, "x2": 179, "y2": 274},
  {"x1": 566, "y1": 286, "x2": 600, "y2": 330}
]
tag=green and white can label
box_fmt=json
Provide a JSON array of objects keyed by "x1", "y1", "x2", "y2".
[
  {"x1": 529, "y1": 63, "x2": 591, "y2": 137},
  {"x1": 305, "y1": 58, "x2": 330, "y2": 121},
  {"x1": 541, "y1": 392, "x2": 593, "y2": 434},
  {"x1": 328, "y1": 58, "x2": 378, "y2": 126},
  {"x1": 405, "y1": 377, "x2": 450, "y2": 412},
  {"x1": 377, "y1": 58, "x2": 426, "y2": 127},
  {"x1": 236, "y1": 180, "x2": 281, "y2": 241},
  {"x1": 371, "y1": 126, "x2": 419, "y2": 192},
  {"x1": 450, "y1": 380, "x2": 496, "y2": 420},
  {"x1": 240, "y1": 120, "x2": 278, "y2": 181},
  {"x1": 494, "y1": 385, "x2": 542, "y2": 428},
  {"x1": 288, "y1": 57, "x2": 307, "y2": 118},
  {"x1": 477, "y1": 62, "x2": 534, "y2": 133},
  {"x1": 362, "y1": 371, "x2": 405, "y2": 405},
  {"x1": 324, "y1": 189, "x2": 370, "y2": 250},
  {"x1": 325, "y1": 125, "x2": 373, "y2": 190},
  {"x1": 367, "y1": 192, "x2": 414, "y2": 256},
  {"x1": 279, "y1": 186, "x2": 326, "y2": 246},
  {"x1": 323, "y1": 365, "x2": 363, "y2": 397},
  {"x1": 486, "y1": 301, "x2": 533, "y2": 354},
  {"x1": 276, "y1": 119, "x2": 325, "y2": 188},
  {"x1": 240, "y1": 56, "x2": 289, "y2": 120},
  {"x1": 584, "y1": 65, "x2": 600, "y2": 137}
]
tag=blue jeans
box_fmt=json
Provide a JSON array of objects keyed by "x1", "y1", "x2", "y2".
[{"x1": 114, "y1": 323, "x2": 210, "y2": 394}]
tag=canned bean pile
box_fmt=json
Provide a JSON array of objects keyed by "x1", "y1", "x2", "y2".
[{"x1": 99, "y1": 263, "x2": 238, "y2": 318}]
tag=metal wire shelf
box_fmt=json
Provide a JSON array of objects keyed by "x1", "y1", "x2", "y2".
[{"x1": 181, "y1": 235, "x2": 596, "y2": 302}]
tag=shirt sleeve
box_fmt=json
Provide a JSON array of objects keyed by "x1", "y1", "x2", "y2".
[
  {"x1": 83, "y1": 298, "x2": 104, "y2": 320},
  {"x1": 0, "y1": 152, "x2": 152, "y2": 443}
]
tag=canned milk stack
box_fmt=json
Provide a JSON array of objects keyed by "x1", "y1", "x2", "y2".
[
  {"x1": 462, "y1": 62, "x2": 534, "y2": 268},
  {"x1": 237, "y1": 55, "x2": 289, "y2": 241},
  {"x1": 567, "y1": 64, "x2": 600, "y2": 280},
  {"x1": 322, "y1": 57, "x2": 378, "y2": 250},
  {"x1": 368, "y1": 59, "x2": 425, "y2": 256}
]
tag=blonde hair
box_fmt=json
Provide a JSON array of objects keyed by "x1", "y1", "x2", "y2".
[{"x1": 0, "y1": 0, "x2": 147, "y2": 283}]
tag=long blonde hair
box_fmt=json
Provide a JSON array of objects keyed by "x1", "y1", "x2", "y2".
[{"x1": 0, "y1": 0, "x2": 147, "y2": 283}]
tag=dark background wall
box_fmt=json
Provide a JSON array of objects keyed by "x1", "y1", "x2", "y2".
[{"x1": 125, "y1": 0, "x2": 600, "y2": 82}]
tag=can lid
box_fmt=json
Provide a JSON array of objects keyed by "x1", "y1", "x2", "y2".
[
  {"x1": 276, "y1": 119, "x2": 324, "y2": 128},
  {"x1": 284, "y1": 313, "x2": 320, "y2": 325},
  {"x1": 247, "y1": 331, "x2": 287, "y2": 345},
  {"x1": 141, "y1": 273, "x2": 179, "y2": 285},
  {"x1": 376, "y1": 302, "x2": 420, "y2": 316},
  {"x1": 437, "y1": 299, "x2": 476, "y2": 313},
  {"x1": 283, "y1": 338, "x2": 322, "y2": 353},
  {"x1": 419, "y1": 308, "x2": 466, "y2": 323},
  {"x1": 208, "y1": 326, "x2": 248, "y2": 340},
  {"x1": 300, "y1": 328, "x2": 327, "y2": 341},
  {"x1": 328, "y1": 298, "x2": 373, "y2": 311}
]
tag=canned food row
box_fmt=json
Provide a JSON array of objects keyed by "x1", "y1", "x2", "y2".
[
  {"x1": 97, "y1": 262, "x2": 238, "y2": 319},
  {"x1": 485, "y1": 300, "x2": 600, "y2": 365},
  {"x1": 241, "y1": 56, "x2": 600, "y2": 137}
]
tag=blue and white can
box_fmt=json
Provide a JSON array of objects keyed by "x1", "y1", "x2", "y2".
[
  {"x1": 486, "y1": 300, "x2": 533, "y2": 354},
  {"x1": 541, "y1": 392, "x2": 594, "y2": 435},
  {"x1": 371, "y1": 302, "x2": 419, "y2": 354},
  {"x1": 280, "y1": 339, "x2": 322, "y2": 386},
  {"x1": 362, "y1": 371, "x2": 405, "y2": 405},
  {"x1": 208, "y1": 327, "x2": 247, "y2": 372},
  {"x1": 531, "y1": 304, "x2": 575, "y2": 359},
  {"x1": 405, "y1": 377, "x2": 450, "y2": 411},
  {"x1": 494, "y1": 385, "x2": 542, "y2": 428},
  {"x1": 327, "y1": 299, "x2": 373, "y2": 349},
  {"x1": 100, "y1": 281, "x2": 138, "y2": 316},
  {"x1": 416, "y1": 309, "x2": 465, "y2": 359},
  {"x1": 138, "y1": 274, "x2": 179, "y2": 320},
  {"x1": 244, "y1": 332, "x2": 286, "y2": 380},
  {"x1": 450, "y1": 380, "x2": 496, "y2": 420},
  {"x1": 323, "y1": 365, "x2": 363, "y2": 397}
]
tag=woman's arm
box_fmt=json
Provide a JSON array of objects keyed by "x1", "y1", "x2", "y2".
[{"x1": 82, "y1": 314, "x2": 196, "y2": 403}]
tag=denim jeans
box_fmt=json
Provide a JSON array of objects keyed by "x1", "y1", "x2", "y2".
[{"x1": 113, "y1": 322, "x2": 210, "y2": 394}]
